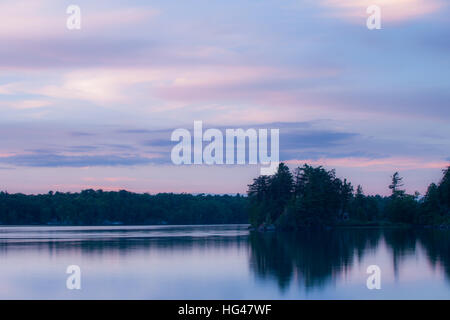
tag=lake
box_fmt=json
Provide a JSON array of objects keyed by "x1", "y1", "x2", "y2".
[{"x1": 0, "y1": 225, "x2": 449, "y2": 299}]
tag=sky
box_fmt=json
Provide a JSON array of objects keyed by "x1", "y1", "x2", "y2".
[{"x1": 0, "y1": 0, "x2": 449, "y2": 195}]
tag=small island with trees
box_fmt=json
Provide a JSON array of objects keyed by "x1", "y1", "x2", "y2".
[
  {"x1": 0, "y1": 163, "x2": 449, "y2": 229},
  {"x1": 248, "y1": 163, "x2": 450, "y2": 231}
]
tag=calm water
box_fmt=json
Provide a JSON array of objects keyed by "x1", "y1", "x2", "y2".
[{"x1": 0, "y1": 225, "x2": 449, "y2": 299}]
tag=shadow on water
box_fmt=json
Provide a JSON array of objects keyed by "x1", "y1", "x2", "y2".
[
  {"x1": 248, "y1": 228, "x2": 382, "y2": 291},
  {"x1": 248, "y1": 228, "x2": 450, "y2": 291},
  {"x1": 416, "y1": 230, "x2": 450, "y2": 280}
]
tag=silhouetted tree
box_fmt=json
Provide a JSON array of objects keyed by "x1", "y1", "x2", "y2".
[
  {"x1": 438, "y1": 167, "x2": 450, "y2": 208},
  {"x1": 389, "y1": 172, "x2": 405, "y2": 198},
  {"x1": 248, "y1": 164, "x2": 450, "y2": 229}
]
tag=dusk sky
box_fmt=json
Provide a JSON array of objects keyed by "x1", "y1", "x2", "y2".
[{"x1": 0, "y1": 0, "x2": 449, "y2": 195}]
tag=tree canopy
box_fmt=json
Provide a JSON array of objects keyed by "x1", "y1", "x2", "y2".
[
  {"x1": 0, "y1": 191, "x2": 247, "y2": 225},
  {"x1": 247, "y1": 163, "x2": 450, "y2": 229}
]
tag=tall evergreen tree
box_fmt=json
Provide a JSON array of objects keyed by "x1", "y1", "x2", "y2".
[
  {"x1": 389, "y1": 172, "x2": 405, "y2": 198},
  {"x1": 438, "y1": 167, "x2": 450, "y2": 208}
]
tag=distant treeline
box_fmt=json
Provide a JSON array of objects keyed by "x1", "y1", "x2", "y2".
[
  {"x1": 0, "y1": 191, "x2": 248, "y2": 225},
  {"x1": 248, "y1": 163, "x2": 450, "y2": 229},
  {"x1": 1, "y1": 163, "x2": 449, "y2": 227}
]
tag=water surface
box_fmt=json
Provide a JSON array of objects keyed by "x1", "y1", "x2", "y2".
[{"x1": 0, "y1": 225, "x2": 449, "y2": 299}]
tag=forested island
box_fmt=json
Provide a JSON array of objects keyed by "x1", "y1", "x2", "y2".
[
  {"x1": 248, "y1": 163, "x2": 450, "y2": 230},
  {"x1": 0, "y1": 163, "x2": 449, "y2": 228}
]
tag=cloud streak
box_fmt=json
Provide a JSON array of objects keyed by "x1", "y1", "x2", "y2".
[
  {"x1": 0, "y1": 153, "x2": 157, "y2": 168},
  {"x1": 317, "y1": 0, "x2": 446, "y2": 22}
]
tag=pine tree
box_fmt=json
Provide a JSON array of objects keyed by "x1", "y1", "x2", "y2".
[{"x1": 389, "y1": 172, "x2": 405, "y2": 198}]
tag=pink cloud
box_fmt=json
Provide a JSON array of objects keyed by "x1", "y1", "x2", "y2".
[
  {"x1": 318, "y1": 0, "x2": 446, "y2": 23},
  {"x1": 0, "y1": 0, "x2": 158, "y2": 38},
  {"x1": 285, "y1": 157, "x2": 449, "y2": 171}
]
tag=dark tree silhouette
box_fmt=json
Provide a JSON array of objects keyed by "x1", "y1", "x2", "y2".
[
  {"x1": 0, "y1": 191, "x2": 248, "y2": 225},
  {"x1": 389, "y1": 172, "x2": 405, "y2": 198},
  {"x1": 248, "y1": 163, "x2": 450, "y2": 229}
]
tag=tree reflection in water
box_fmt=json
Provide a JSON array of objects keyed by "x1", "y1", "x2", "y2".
[{"x1": 248, "y1": 228, "x2": 450, "y2": 291}]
